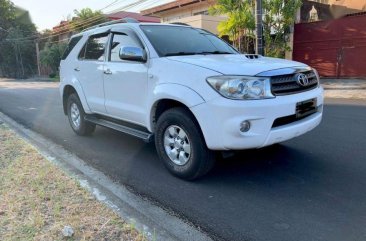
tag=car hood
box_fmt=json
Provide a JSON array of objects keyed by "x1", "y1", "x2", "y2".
[{"x1": 166, "y1": 54, "x2": 307, "y2": 76}]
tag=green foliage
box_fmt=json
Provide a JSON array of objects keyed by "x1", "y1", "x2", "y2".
[
  {"x1": 70, "y1": 8, "x2": 107, "y2": 32},
  {"x1": 0, "y1": 0, "x2": 15, "y2": 33},
  {"x1": 210, "y1": 0, "x2": 302, "y2": 57},
  {"x1": 1, "y1": 28, "x2": 37, "y2": 78},
  {"x1": 0, "y1": 0, "x2": 38, "y2": 78},
  {"x1": 262, "y1": 0, "x2": 302, "y2": 57},
  {"x1": 40, "y1": 42, "x2": 67, "y2": 74},
  {"x1": 209, "y1": 0, "x2": 255, "y2": 53}
]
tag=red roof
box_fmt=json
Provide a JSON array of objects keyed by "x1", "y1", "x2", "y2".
[
  {"x1": 53, "y1": 20, "x2": 69, "y2": 31},
  {"x1": 107, "y1": 11, "x2": 160, "y2": 23}
]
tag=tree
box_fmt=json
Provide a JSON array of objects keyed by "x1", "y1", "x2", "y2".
[
  {"x1": 210, "y1": 0, "x2": 302, "y2": 58},
  {"x1": 40, "y1": 42, "x2": 67, "y2": 76},
  {"x1": 70, "y1": 8, "x2": 107, "y2": 32},
  {"x1": 0, "y1": 0, "x2": 37, "y2": 78},
  {"x1": 262, "y1": 0, "x2": 302, "y2": 57},
  {"x1": 209, "y1": 0, "x2": 255, "y2": 53}
]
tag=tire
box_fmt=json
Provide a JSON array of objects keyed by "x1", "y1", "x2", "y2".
[
  {"x1": 67, "y1": 93, "x2": 96, "y2": 136},
  {"x1": 155, "y1": 107, "x2": 215, "y2": 180}
]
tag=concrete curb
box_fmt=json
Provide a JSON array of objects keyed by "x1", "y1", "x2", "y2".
[
  {"x1": 0, "y1": 111, "x2": 213, "y2": 241},
  {"x1": 323, "y1": 87, "x2": 366, "y2": 90},
  {"x1": 320, "y1": 79, "x2": 366, "y2": 91}
]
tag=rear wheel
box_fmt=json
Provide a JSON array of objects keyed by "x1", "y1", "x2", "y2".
[
  {"x1": 155, "y1": 107, "x2": 215, "y2": 180},
  {"x1": 67, "y1": 93, "x2": 95, "y2": 136}
]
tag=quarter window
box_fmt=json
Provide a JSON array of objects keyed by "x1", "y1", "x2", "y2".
[
  {"x1": 79, "y1": 33, "x2": 109, "y2": 61},
  {"x1": 62, "y1": 36, "x2": 82, "y2": 60}
]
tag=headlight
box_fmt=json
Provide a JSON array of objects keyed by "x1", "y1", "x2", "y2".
[{"x1": 206, "y1": 76, "x2": 274, "y2": 100}]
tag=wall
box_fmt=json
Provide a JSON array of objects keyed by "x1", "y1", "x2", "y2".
[
  {"x1": 144, "y1": 0, "x2": 226, "y2": 34},
  {"x1": 166, "y1": 15, "x2": 226, "y2": 34},
  {"x1": 293, "y1": 14, "x2": 366, "y2": 78}
]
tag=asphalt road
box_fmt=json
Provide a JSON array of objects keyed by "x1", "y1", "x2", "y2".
[{"x1": 1, "y1": 80, "x2": 366, "y2": 241}]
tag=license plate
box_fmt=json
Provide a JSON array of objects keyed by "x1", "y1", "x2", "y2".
[{"x1": 296, "y1": 98, "x2": 317, "y2": 118}]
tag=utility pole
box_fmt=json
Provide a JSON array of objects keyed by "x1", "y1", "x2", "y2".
[
  {"x1": 35, "y1": 41, "x2": 41, "y2": 76},
  {"x1": 255, "y1": 0, "x2": 264, "y2": 56}
]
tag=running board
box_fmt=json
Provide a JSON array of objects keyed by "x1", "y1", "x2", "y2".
[{"x1": 85, "y1": 115, "x2": 153, "y2": 143}]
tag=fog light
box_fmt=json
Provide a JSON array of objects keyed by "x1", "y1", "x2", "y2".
[{"x1": 240, "y1": 120, "x2": 251, "y2": 132}]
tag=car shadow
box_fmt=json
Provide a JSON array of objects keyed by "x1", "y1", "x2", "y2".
[{"x1": 200, "y1": 143, "x2": 325, "y2": 187}]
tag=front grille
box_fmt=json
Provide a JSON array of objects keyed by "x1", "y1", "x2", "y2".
[{"x1": 271, "y1": 70, "x2": 318, "y2": 95}]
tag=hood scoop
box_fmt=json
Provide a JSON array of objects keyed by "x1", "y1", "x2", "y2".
[{"x1": 244, "y1": 54, "x2": 261, "y2": 59}]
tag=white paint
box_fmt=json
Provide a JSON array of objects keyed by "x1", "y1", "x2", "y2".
[{"x1": 60, "y1": 23, "x2": 324, "y2": 150}]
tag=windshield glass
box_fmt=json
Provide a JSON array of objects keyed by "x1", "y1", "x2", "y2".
[{"x1": 140, "y1": 25, "x2": 238, "y2": 57}]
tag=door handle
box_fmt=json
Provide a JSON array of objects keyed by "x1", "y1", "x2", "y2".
[
  {"x1": 74, "y1": 67, "x2": 80, "y2": 72},
  {"x1": 104, "y1": 69, "x2": 112, "y2": 75}
]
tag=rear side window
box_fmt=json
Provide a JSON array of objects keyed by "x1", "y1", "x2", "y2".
[
  {"x1": 61, "y1": 36, "x2": 82, "y2": 60},
  {"x1": 78, "y1": 33, "x2": 109, "y2": 61}
]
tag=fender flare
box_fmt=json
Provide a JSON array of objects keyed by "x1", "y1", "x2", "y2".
[
  {"x1": 61, "y1": 78, "x2": 92, "y2": 114},
  {"x1": 146, "y1": 83, "x2": 205, "y2": 131}
]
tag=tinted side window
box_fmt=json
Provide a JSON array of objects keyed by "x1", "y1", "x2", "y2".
[
  {"x1": 62, "y1": 36, "x2": 82, "y2": 60},
  {"x1": 79, "y1": 33, "x2": 109, "y2": 61},
  {"x1": 109, "y1": 33, "x2": 141, "y2": 62}
]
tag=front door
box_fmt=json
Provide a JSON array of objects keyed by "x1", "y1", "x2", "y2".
[
  {"x1": 76, "y1": 32, "x2": 109, "y2": 113},
  {"x1": 103, "y1": 30, "x2": 148, "y2": 126}
]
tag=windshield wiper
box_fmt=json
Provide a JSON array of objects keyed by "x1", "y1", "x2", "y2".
[
  {"x1": 200, "y1": 51, "x2": 234, "y2": 55},
  {"x1": 164, "y1": 52, "x2": 198, "y2": 57}
]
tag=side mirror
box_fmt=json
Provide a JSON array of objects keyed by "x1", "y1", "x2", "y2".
[{"x1": 119, "y1": 46, "x2": 147, "y2": 62}]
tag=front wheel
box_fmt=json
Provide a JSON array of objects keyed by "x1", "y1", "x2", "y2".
[{"x1": 155, "y1": 107, "x2": 215, "y2": 180}]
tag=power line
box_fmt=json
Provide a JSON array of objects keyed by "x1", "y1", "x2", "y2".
[
  {"x1": 4, "y1": 0, "x2": 154, "y2": 43},
  {"x1": 51, "y1": 0, "x2": 131, "y2": 35},
  {"x1": 100, "y1": 0, "x2": 124, "y2": 11},
  {"x1": 4, "y1": 1, "x2": 135, "y2": 41},
  {"x1": 1, "y1": 0, "x2": 150, "y2": 42}
]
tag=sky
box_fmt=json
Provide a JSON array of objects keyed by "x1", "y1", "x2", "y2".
[{"x1": 11, "y1": 0, "x2": 174, "y2": 31}]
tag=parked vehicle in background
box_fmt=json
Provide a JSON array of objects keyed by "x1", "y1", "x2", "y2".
[{"x1": 59, "y1": 19, "x2": 324, "y2": 180}]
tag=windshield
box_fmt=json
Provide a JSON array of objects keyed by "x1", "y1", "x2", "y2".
[{"x1": 140, "y1": 25, "x2": 238, "y2": 57}]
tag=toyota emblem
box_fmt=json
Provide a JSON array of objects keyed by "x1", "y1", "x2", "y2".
[{"x1": 296, "y1": 73, "x2": 309, "y2": 87}]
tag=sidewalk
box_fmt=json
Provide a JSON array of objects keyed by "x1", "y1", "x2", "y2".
[{"x1": 321, "y1": 78, "x2": 366, "y2": 100}]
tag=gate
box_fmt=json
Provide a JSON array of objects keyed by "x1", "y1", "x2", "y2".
[{"x1": 293, "y1": 13, "x2": 366, "y2": 78}]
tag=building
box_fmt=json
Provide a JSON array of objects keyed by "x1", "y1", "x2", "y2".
[
  {"x1": 52, "y1": 20, "x2": 72, "y2": 42},
  {"x1": 52, "y1": 11, "x2": 160, "y2": 42},
  {"x1": 300, "y1": 0, "x2": 366, "y2": 22},
  {"x1": 141, "y1": 0, "x2": 226, "y2": 35},
  {"x1": 107, "y1": 11, "x2": 160, "y2": 23}
]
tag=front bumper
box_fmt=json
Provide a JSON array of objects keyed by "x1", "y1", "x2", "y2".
[{"x1": 190, "y1": 86, "x2": 324, "y2": 150}]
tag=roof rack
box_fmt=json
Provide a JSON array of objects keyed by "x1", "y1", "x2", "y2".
[
  {"x1": 82, "y1": 18, "x2": 139, "y2": 32},
  {"x1": 170, "y1": 22, "x2": 190, "y2": 26}
]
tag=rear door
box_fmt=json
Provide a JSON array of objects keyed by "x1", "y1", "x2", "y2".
[
  {"x1": 76, "y1": 32, "x2": 109, "y2": 113},
  {"x1": 103, "y1": 29, "x2": 148, "y2": 126}
]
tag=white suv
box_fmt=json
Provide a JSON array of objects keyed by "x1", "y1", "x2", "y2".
[{"x1": 60, "y1": 20, "x2": 324, "y2": 180}]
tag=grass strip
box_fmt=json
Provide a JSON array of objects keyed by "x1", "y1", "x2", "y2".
[{"x1": 0, "y1": 123, "x2": 147, "y2": 241}]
